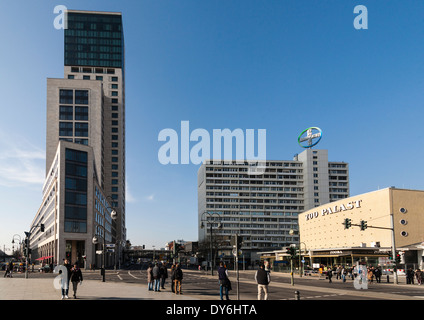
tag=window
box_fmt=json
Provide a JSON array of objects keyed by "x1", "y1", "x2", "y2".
[
  {"x1": 59, "y1": 122, "x2": 73, "y2": 136},
  {"x1": 111, "y1": 98, "x2": 118, "y2": 104},
  {"x1": 66, "y1": 149, "x2": 87, "y2": 163},
  {"x1": 59, "y1": 106, "x2": 73, "y2": 120},
  {"x1": 112, "y1": 142, "x2": 118, "y2": 148},
  {"x1": 112, "y1": 105, "x2": 118, "y2": 111},
  {"x1": 96, "y1": 76, "x2": 103, "y2": 81},
  {"x1": 111, "y1": 84, "x2": 118, "y2": 89},
  {"x1": 83, "y1": 75, "x2": 90, "y2": 80},
  {"x1": 75, "y1": 90, "x2": 89, "y2": 104},
  {"x1": 68, "y1": 75, "x2": 75, "y2": 79},
  {"x1": 112, "y1": 157, "x2": 118, "y2": 162},
  {"x1": 75, "y1": 123, "x2": 89, "y2": 137},
  {"x1": 64, "y1": 221, "x2": 87, "y2": 233},
  {"x1": 112, "y1": 165, "x2": 118, "y2": 170},
  {"x1": 112, "y1": 135, "x2": 118, "y2": 140},
  {"x1": 75, "y1": 106, "x2": 89, "y2": 120},
  {"x1": 112, "y1": 128, "x2": 118, "y2": 133},
  {"x1": 111, "y1": 77, "x2": 118, "y2": 82},
  {"x1": 60, "y1": 89, "x2": 73, "y2": 104},
  {"x1": 75, "y1": 139, "x2": 88, "y2": 145},
  {"x1": 112, "y1": 113, "x2": 118, "y2": 118},
  {"x1": 112, "y1": 120, "x2": 118, "y2": 126},
  {"x1": 111, "y1": 91, "x2": 118, "y2": 96},
  {"x1": 66, "y1": 163, "x2": 87, "y2": 177}
]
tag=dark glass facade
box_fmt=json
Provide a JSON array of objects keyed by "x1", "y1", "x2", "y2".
[
  {"x1": 64, "y1": 148, "x2": 88, "y2": 233},
  {"x1": 65, "y1": 12, "x2": 124, "y2": 68}
]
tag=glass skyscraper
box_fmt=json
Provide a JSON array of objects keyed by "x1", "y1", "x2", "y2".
[{"x1": 65, "y1": 11, "x2": 124, "y2": 68}]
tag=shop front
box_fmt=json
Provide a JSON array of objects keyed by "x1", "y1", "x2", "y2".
[{"x1": 309, "y1": 248, "x2": 393, "y2": 268}]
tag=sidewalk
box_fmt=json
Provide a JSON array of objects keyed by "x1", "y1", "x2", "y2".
[{"x1": 0, "y1": 277, "x2": 198, "y2": 300}]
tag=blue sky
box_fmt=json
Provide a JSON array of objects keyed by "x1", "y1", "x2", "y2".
[{"x1": 1, "y1": 0, "x2": 424, "y2": 251}]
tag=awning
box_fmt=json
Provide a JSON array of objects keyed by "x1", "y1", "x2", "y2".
[{"x1": 35, "y1": 255, "x2": 54, "y2": 261}]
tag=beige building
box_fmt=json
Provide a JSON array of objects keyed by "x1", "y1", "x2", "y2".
[{"x1": 298, "y1": 188, "x2": 424, "y2": 269}]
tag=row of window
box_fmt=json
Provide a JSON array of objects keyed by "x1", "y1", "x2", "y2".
[
  {"x1": 59, "y1": 122, "x2": 88, "y2": 137},
  {"x1": 60, "y1": 106, "x2": 88, "y2": 120},
  {"x1": 60, "y1": 89, "x2": 89, "y2": 105}
]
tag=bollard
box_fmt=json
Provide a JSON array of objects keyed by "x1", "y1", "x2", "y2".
[
  {"x1": 294, "y1": 291, "x2": 300, "y2": 300},
  {"x1": 387, "y1": 275, "x2": 390, "y2": 283}
]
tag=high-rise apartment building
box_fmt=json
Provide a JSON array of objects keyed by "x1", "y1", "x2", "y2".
[
  {"x1": 29, "y1": 10, "x2": 125, "y2": 268},
  {"x1": 197, "y1": 149, "x2": 349, "y2": 264}
]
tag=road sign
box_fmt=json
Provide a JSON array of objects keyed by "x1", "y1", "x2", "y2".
[
  {"x1": 106, "y1": 244, "x2": 115, "y2": 248},
  {"x1": 106, "y1": 249, "x2": 115, "y2": 253}
]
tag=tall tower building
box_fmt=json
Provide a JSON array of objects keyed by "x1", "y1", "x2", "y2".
[
  {"x1": 46, "y1": 10, "x2": 126, "y2": 244},
  {"x1": 29, "y1": 10, "x2": 126, "y2": 269}
]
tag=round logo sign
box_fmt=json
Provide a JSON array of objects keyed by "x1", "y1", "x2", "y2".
[{"x1": 298, "y1": 127, "x2": 322, "y2": 148}]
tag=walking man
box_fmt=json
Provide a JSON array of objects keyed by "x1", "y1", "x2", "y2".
[
  {"x1": 255, "y1": 263, "x2": 270, "y2": 300},
  {"x1": 174, "y1": 263, "x2": 183, "y2": 294},
  {"x1": 152, "y1": 263, "x2": 161, "y2": 292}
]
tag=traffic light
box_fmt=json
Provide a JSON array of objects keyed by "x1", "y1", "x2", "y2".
[
  {"x1": 395, "y1": 253, "x2": 401, "y2": 263},
  {"x1": 343, "y1": 218, "x2": 352, "y2": 229},
  {"x1": 40, "y1": 224, "x2": 45, "y2": 232},
  {"x1": 231, "y1": 235, "x2": 243, "y2": 249},
  {"x1": 285, "y1": 246, "x2": 297, "y2": 259},
  {"x1": 360, "y1": 220, "x2": 367, "y2": 231}
]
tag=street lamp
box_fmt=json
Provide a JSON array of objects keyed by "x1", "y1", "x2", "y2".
[
  {"x1": 200, "y1": 211, "x2": 222, "y2": 276},
  {"x1": 93, "y1": 197, "x2": 117, "y2": 282},
  {"x1": 11, "y1": 234, "x2": 22, "y2": 257}
]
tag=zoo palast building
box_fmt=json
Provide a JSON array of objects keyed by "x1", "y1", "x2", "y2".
[{"x1": 297, "y1": 187, "x2": 424, "y2": 269}]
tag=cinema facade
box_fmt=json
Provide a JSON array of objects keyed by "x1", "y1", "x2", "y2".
[{"x1": 261, "y1": 188, "x2": 424, "y2": 270}]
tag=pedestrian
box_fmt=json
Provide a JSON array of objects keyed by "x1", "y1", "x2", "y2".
[
  {"x1": 367, "y1": 267, "x2": 374, "y2": 283},
  {"x1": 70, "y1": 263, "x2": 83, "y2": 299},
  {"x1": 415, "y1": 269, "x2": 422, "y2": 285},
  {"x1": 160, "y1": 263, "x2": 168, "y2": 289},
  {"x1": 374, "y1": 266, "x2": 382, "y2": 283},
  {"x1": 327, "y1": 267, "x2": 333, "y2": 283},
  {"x1": 152, "y1": 263, "x2": 161, "y2": 292},
  {"x1": 336, "y1": 265, "x2": 342, "y2": 280},
  {"x1": 170, "y1": 264, "x2": 176, "y2": 293},
  {"x1": 218, "y1": 262, "x2": 231, "y2": 300},
  {"x1": 264, "y1": 260, "x2": 271, "y2": 273},
  {"x1": 147, "y1": 264, "x2": 154, "y2": 291},
  {"x1": 341, "y1": 266, "x2": 346, "y2": 283},
  {"x1": 407, "y1": 268, "x2": 415, "y2": 284},
  {"x1": 58, "y1": 270, "x2": 69, "y2": 300},
  {"x1": 62, "y1": 259, "x2": 72, "y2": 298},
  {"x1": 174, "y1": 263, "x2": 183, "y2": 294},
  {"x1": 3, "y1": 263, "x2": 12, "y2": 278},
  {"x1": 255, "y1": 263, "x2": 270, "y2": 300}
]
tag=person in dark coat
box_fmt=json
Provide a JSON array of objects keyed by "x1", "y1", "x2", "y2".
[
  {"x1": 218, "y1": 262, "x2": 230, "y2": 300},
  {"x1": 70, "y1": 263, "x2": 83, "y2": 299},
  {"x1": 174, "y1": 263, "x2": 183, "y2": 294},
  {"x1": 255, "y1": 263, "x2": 270, "y2": 300},
  {"x1": 160, "y1": 263, "x2": 168, "y2": 289}
]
